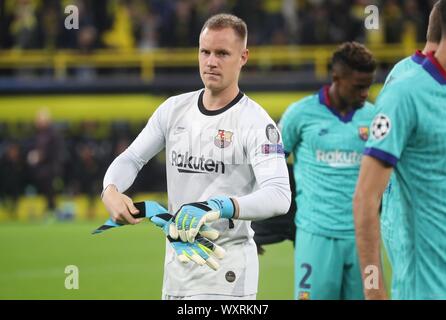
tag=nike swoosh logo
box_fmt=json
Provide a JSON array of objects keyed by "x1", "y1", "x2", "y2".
[{"x1": 319, "y1": 129, "x2": 329, "y2": 136}]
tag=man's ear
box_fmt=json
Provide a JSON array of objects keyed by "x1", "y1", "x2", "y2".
[
  {"x1": 332, "y1": 71, "x2": 340, "y2": 84},
  {"x1": 332, "y1": 63, "x2": 348, "y2": 84},
  {"x1": 240, "y1": 49, "x2": 249, "y2": 67}
]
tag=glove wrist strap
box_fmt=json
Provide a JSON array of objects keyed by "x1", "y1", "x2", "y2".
[{"x1": 208, "y1": 196, "x2": 235, "y2": 219}]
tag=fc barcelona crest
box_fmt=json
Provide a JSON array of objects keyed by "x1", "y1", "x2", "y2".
[
  {"x1": 298, "y1": 291, "x2": 310, "y2": 300},
  {"x1": 214, "y1": 130, "x2": 233, "y2": 148},
  {"x1": 359, "y1": 127, "x2": 369, "y2": 141}
]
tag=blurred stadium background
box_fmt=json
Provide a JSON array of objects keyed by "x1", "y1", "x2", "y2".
[{"x1": 0, "y1": 0, "x2": 432, "y2": 299}]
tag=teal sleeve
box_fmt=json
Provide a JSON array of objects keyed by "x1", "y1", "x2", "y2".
[
  {"x1": 279, "y1": 103, "x2": 301, "y2": 155},
  {"x1": 364, "y1": 87, "x2": 417, "y2": 166}
]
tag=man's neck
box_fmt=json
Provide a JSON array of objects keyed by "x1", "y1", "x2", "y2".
[
  {"x1": 422, "y1": 41, "x2": 438, "y2": 55},
  {"x1": 328, "y1": 84, "x2": 352, "y2": 116},
  {"x1": 434, "y1": 40, "x2": 446, "y2": 69},
  {"x1": 203, "y1": 86, "x2": 240, "y2": 111}
]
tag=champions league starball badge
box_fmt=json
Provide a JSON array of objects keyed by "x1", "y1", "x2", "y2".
[
  {"x1": 371, "y1": 114, "x2": 391, "y2": 140},
  {"x1": 265, "y1": 124, "x2": 280, "y2": 143}
]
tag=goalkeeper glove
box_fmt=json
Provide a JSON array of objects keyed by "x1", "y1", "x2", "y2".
[
  {"x1": 171, "y1": 196, "x2": 235, "y2": 243},
  {"x1": 167, "y1": 232, "x2": 225, "y2": 271},
  {"x1": 92, "y1": 201, "x2": 170, "y2": 234},
  {"x1": 93, "y1": 201, "x2": 225, "y2": 270},
  {"x1": 92, "y1": 201, "x2": 219, "y2": 239}
]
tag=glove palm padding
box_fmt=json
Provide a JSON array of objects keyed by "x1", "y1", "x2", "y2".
[{"x1": 171, "y1": 197, "x2": 234, "y2": 243}]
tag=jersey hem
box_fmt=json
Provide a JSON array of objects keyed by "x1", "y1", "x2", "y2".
[
  {"x1": 296, "y1": 224, "x2": 356, "y2": 240},
  {"x1": 162, "y1": 289, "x2": 258, "y2": 297}
]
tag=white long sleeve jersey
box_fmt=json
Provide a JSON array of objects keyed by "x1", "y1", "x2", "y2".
[{"x1": 104, "y1": 89, "x2": 291, "y2": 297}]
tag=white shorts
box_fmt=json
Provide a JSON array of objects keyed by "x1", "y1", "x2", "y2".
[
  {"x1": 163, "y1": 293, "x2": 257, "y2": 300},
  {"x1": 163, "y1": 239, "x2": 259, "y2": 297}
]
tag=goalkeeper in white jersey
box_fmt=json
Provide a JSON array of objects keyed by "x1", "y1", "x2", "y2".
[{"x1": 100, "y1": 14, "x2": 291, "y2": 300}]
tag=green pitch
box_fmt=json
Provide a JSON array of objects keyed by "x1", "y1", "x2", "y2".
[{"x1": 0, "y1": 221, "x2": 295, "y2": 299}]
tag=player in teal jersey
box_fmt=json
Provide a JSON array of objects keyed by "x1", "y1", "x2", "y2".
[
  {"x1": 379, "y1": 1, "x2": 442, "y2": 300},
  {"x1": 280, "y1": 42, "x2": 377, "y2": 300},
  {"x1": 354, "y1": 0, "x2": 446, "y2": 300},
  {"x1": 384, "y1": 1, "x2": 441, "y2": 88}
]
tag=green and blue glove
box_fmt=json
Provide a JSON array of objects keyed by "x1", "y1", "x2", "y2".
[
  {"x1": 167, "y1": 233, "x2": 225, "y2": 271},
  {"x1": 93, "y1": 201, "x2": 225, "y2": 270},
  {"x1": 92, "y1": 201, "x2": 171, "y2": 234},
  {"x1": 171, "y1": 196, "x2": 235, "y2": 243}
]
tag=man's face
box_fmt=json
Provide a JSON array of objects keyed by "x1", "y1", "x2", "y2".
[
  {"x1": 199, "y1": 27, "x2": 248, "y2": 93},
  {"x1": 335, "y1": 70, "x2": 375, "y2": 108}
]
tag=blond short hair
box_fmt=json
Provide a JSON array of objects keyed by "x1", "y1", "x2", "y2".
[{"x1": 201, "y1": 14, "x2": 248, "y2": 45}]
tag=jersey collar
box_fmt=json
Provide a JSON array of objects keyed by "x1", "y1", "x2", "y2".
[
  {"x1": 411, "y1": 50, "x2": 426, "y2": 64},
  {"x1": 422, "y1": 52, "x2": 446, "y2": 85},
  {"x1": 198, "y1": 90, "x2": 244, "y2": 116},
  {"x1": 318, "y1": 86, "x2": 359, "y2": 123}
]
